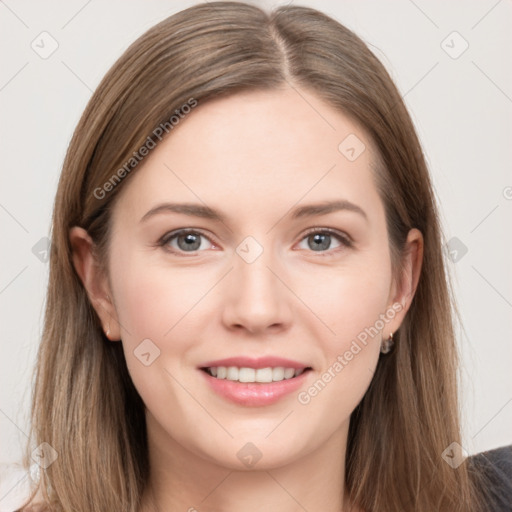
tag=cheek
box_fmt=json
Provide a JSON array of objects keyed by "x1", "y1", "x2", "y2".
[
  {"x1": 334, "y1": 275, "x2": 390, "y2": 342},
  {"x1": 109, "y1": 252, "x2": 209, "y2": 417},
  {"x1": 110, "y1": 250, "x2": 210, "y2": 348},
  {"x1": 297, "y1": 255, "x2": 393, "y2": 344},
  {"x1": 294, "y1": 255, "x2": 392, "y2": 402},
  {"x1": 293, "y1": 275, "x2": 388, "y2": 433}
]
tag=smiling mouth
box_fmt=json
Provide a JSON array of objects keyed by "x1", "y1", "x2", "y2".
[{"x1": 200, "y1": 366, "x2": 312, "y2": 383}]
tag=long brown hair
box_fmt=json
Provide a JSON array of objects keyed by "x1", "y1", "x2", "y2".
[{"x1": 24, "y1": 2, "x2": 486, "y2": 510}]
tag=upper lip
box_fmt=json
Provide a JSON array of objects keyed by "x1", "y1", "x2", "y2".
[{"x1": 199, "y1": 356, "x2": 312, "y2": 370}]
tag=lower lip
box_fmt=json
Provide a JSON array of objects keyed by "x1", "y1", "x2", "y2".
[{"x1": 200, "y1": 370, "x2": 310, "y2": 407}]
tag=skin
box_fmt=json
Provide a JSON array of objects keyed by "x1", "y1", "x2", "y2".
[{"x1": 70, "y1": 86, "x2": 423, "y2": 512}]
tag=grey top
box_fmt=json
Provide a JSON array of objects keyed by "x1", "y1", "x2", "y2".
[{"x1": 468, "y1": 444, "x2": 512, "y2": 511}]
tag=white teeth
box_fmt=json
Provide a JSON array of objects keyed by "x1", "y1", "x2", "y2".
[
  {"x1": 206, "y1": 366, "x2": 307, "y2": 383},
  {"x1": 255, "y1": 367, "x2": 273, "y2": 383},
  {"x1": 272, "y1": 367, "x2": 285, "y2": 381},
  {"x1": 284, "y1": 368, "x2": 295, "y2": 379},
  {"x1": 238, "y1": 367, "x2": 255, "y2": 382},
  {"x1": 226, "y1": 366, "x2": 239, "y2": 381}
]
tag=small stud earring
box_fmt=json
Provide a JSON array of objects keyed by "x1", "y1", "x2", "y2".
[{"x1": 380, "y1": 332, "x2": 394, "y2": 354}]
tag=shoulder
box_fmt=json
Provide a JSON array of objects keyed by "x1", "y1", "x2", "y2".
[{"x1": 467, "y1": 444, "x2": 512, "y2": 512}]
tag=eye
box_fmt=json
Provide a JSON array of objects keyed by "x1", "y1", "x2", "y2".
[
  {"x1": 158, "y1": 229, "x2": 215, "y2": 255},
  {"x1": 296, "y1": 228, "x2": 352, "y2": 255},
  {"x1": 157, "y1": 227, "x2": 352, "y2": 257}
]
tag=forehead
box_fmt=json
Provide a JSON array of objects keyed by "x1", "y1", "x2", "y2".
[{"x1": 113, "y1": 87, "x2": 383, "y2": 227}]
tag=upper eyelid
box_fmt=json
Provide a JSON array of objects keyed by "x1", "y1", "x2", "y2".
[
  {"x1": 301, "y1": 227, "x2": 352, "y2": 244},
  {"x1": 159, "y1": 228, "x2": 216, "y2": 246}
]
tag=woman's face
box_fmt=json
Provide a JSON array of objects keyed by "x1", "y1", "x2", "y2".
[{"x1": 94, "y1": 87, "x2": 417, "y2": 469}]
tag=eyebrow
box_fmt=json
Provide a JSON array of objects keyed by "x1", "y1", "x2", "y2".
[{"x1": 140, "y1": 199, "x2": 368, "y2": 224}]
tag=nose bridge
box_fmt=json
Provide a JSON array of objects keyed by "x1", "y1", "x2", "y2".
[{"x1": 221, "y1": 234, "x2": 291, "y2": 332}]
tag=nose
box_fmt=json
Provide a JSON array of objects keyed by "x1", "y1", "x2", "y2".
[{"x1": 221, "y1": 240, "x2": 293, "y2": 336}]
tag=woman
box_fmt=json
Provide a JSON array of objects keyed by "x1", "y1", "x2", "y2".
[{"x1": 16, "y1": 1, "x2": 511, "y2": 511}]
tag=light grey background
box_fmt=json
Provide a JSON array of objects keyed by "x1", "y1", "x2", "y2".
[{"x1": 1, "y1": 0, "x2": 511, "y2": 476}]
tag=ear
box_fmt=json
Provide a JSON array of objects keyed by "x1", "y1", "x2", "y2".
[
  {"x1": 69, "y1": 226, "x2": 121, "y2": 341},
  {"x1": 385, "y1": 228, "x2": 424, "y2": 336}
]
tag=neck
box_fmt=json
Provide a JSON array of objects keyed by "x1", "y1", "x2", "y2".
[{"x1": 140, "y1": 413, "x2": 359, "y2": 512}]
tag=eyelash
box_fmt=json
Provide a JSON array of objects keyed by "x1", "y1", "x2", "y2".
[{"x1": 157, "y1": 227, "x2": 353, "y2": 257}]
